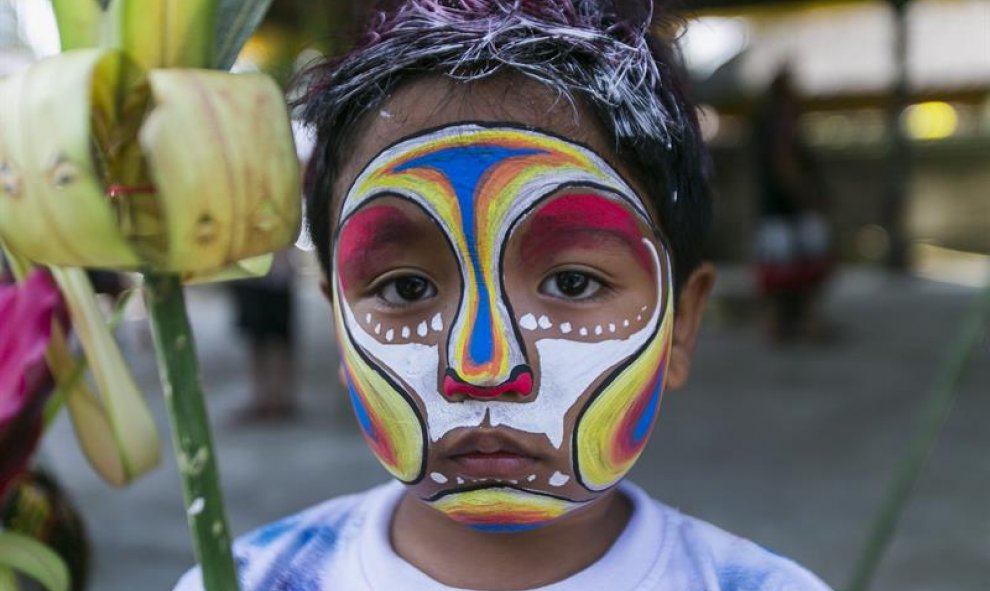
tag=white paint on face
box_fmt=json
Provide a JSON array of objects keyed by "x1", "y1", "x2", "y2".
[
  {"x1": 560, "y1": 322, "x2": 572, "y2": 334},
  {"x1": 336, "y1": 127, "x2": 667, "y2": 464},
  {"x1": 365, "y1": 313, "x2": 372, "y2": 324},
  {"x1": 401, "y1": 326, "x2": 411, "y2": 339},
  {"x1": 527, "y1": 474, "x2": 537, "y2": 482},
  {"x1": 519, "y1": 313, "x2": 538, "y2": 331},
  {"x1": 430, "y1": 472, "x2": 448, "y2": 484},
  {"x1": 456, "y1": 477, "x2": 465, "y2": 484},
  {"x1": 431, "y1": 313, "x2": 443, "y2": 332},
  {"x1": 608, "y1": 323, "x2": 616, "y2": 333},
  {"x1": 375, "y1": 323, "x2": 382, "y2": 335},
  {"x1": 417, "y1": 321, "x2": 429, "y2": 337},
  {"x1": 549, "y1": 471, "x2": 570, "y2": 487},
  {"x1": 340, "y1": 244, "x2": 663, "y2": 449}
]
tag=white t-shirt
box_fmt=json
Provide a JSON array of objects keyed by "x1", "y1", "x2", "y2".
[{"x1": 174, "y1": 481, "x2": 832, "y2": 590}]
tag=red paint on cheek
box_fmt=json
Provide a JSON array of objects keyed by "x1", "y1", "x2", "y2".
[
  {"x1": 336, "y1": 204, "x2": 416, "y2": 290},
  {"x1": 519, "y1": 194, "x2": 653, "y2": 271}
]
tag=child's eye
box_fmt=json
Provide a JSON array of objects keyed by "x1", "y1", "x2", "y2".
[
  {"x1": 540, "y1": 270, "x2": 604, "y2": 301},
  {"x1": 378, "y1": 275, "x2": 437, "y2": 306}
]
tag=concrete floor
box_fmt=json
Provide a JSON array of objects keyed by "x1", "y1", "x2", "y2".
[{"x1": 39, "y1": 266, "x2": 989, "y2": 591}]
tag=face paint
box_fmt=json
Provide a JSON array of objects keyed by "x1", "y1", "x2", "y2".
[{"x1": 333, "y1": 124, "x2": 674, "y2": 530}]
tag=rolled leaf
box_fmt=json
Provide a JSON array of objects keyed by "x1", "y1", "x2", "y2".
[
  {"x1": 0, "y1": 532, "x2": 69, "y2": 591},
  {"x1": 117, "y1": 0, "x2": 219, "y2": 69},
  {"x1": 140, "y1": 69, "x2": 300, "y2": 273},
  {"x1": 50, "y1": 267, "x2": 160, "y2": 484},
  {"x1": 45, "y1": 322, "x2": 129, "y2": 486},
  {"x1": 0, "y1": 50, "x2": 140, "y2": 269}
]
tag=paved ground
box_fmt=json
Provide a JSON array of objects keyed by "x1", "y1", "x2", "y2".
[{"x1": 39, "y1": 265, "x2": 989, "y2": 591}]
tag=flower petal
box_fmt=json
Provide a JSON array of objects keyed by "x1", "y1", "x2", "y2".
[{"x1": 0, "y1": 270, "x2": 60, "y2": 422}]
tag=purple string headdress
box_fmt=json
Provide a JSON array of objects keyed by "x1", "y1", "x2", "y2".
[{"x1": 313, "y1": 0, "x2": 680, "y2": 145}]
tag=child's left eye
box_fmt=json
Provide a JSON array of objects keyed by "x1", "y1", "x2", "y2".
[{"x1": 540, "y1": 270, "x2": 604, "y2": 301}]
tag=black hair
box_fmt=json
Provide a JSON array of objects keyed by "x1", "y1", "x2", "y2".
[{"x1": 294, "y1": 0, "x2": 711, "y2": 290}]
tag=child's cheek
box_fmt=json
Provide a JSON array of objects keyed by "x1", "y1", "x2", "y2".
[
  {"x1": 331, "y1": 284, "x2": 428, "y2": 483},
  {"x1": 571, "y1": 290, "x2": 675, "y2": 491}
]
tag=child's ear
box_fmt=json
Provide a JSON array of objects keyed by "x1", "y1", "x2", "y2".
[{"x1": 666, "y1": 263, "x2": 716, "y2": 390}]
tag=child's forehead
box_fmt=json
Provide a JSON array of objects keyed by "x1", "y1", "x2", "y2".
[{"x1": 332, "y1": 75, "x2": 656, "y2": 220}]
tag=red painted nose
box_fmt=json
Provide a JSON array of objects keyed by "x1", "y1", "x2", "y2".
[{"x1": 442, "y1": 369, "x2": 533, "y2": 400}]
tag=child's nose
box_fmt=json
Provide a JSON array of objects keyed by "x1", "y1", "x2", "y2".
[
  {"x1": 441, "y1": 366, "x2": 533, "y2": 401},
  {"x1": 447, "y1": 279, "x2": 528, "y2": 389}
]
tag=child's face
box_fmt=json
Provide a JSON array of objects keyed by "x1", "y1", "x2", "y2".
[{"x1": 329, "y1": 77, "x2": 678, "y2": 532}]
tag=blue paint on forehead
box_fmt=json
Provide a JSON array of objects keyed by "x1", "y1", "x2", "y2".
[{"x1": 394, "y1": 145, "x2": 543, "y2": 366}]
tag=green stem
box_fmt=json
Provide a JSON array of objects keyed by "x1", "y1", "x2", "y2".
[
  {"x1": 0, "y1": 566, "x2": 16, "y2": 591},
  {"x1": 846, "y1": 276, "x2": 990, "y2": 591},
  {"x1": 143, "y1": 273, "x2": 239, "y2": 591}
]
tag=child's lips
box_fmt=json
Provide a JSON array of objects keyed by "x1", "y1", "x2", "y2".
[
  {"x1": 443, "y1": 429, "x2": 542, "y2": 479},
  {"x1": 450, "y1": 451, "x2": 537, "y2": 479}
]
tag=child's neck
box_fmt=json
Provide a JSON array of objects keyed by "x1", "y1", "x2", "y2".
[{"x1": 390, "y1": 488, "x2": 632, "y2": 590}]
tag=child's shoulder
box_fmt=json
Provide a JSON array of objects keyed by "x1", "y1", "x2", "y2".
[
  {"x1": 172, "y1": 482, "x2": 399, "y2": 591},
  {"x1": 636, "y1": 483, "x2": 832, "y2": 591}
]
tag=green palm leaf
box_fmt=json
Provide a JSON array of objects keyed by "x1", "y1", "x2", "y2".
[
  {"x1": 0, "y1": 532, "x2": 70, "y2": 591},
  {"x1": 214, "y1": 0, "x2": 275, "y2": 70}
]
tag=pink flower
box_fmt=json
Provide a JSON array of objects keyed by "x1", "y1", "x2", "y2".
[{"x1": 0, "y1": 268, "x2": 64, "y2": 501}]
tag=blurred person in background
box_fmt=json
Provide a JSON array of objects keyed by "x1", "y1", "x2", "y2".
[
  {"x1": 753, "y1": 66, "x2": 833, "y2": 343},
  {"x1": 228, "y1": 249, "x2": 299, "y2": 422},
  {"x1": 226, "y1": 119, "x2": 316, "y2": 423}
]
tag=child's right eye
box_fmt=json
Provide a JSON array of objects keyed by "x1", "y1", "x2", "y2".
[{"x1": 377, "y1": 275, "x2": 438, "y2": 306}]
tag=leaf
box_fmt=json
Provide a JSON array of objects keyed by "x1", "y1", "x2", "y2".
[
  {"x1": 214, "y1": 0, "x2": 275, "y2": 71},
  {"x1": 50, "y1": 0, "x2": 104, "y2": 51},
  {"x1": 117, "y1": 0, "x2": 219, "y2": 69},
  {"x1": 50, "y1": 267, "x2": 161, "y2": 485},
  {"x1": 140, "y1": 69, "x2": 300, "y2": 273},
  {"x1": 0, "y1": 50, "x2": 141, "y2": 269},
  {"x1": 0, "y1": 532, "x2": 70, "y2": 591}
]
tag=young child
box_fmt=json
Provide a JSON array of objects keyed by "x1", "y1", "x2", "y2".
[{"x1": 177, "y1": 1, "x2": 832, "y2": 589}]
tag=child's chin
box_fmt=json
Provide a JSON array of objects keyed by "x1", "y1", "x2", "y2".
[{"x1": 422, "y1": 485, "x2": 591, "y2": 533}]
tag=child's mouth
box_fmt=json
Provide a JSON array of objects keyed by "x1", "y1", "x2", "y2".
[{"x1": 450, "y1": 451, "x2": 537, "y2": 479}]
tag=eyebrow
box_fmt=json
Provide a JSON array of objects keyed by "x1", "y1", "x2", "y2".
[
  {"x1": 336, "y1": 204, "x2": 425, "y2": 287},
  {"x1": 517, "y1": 194, "x2": 654, "y2": 272}
]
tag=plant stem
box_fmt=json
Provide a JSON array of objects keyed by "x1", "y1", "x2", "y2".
[
  {"x1": 143, "y1": 273, "x2": 239, "y2": 591},
  {"x1": 845, "y1": 276, "x2": 990, "y2": 591}
]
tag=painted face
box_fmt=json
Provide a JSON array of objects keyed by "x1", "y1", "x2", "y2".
[{"x1": 333, "y1": 124, "x2": 674, "y2": 532}]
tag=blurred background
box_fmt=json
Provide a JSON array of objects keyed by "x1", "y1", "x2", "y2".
[{"x1": 2, "y1": 0, "x2": 988, "y2": 589}]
